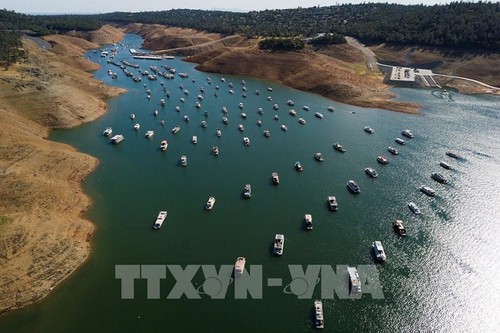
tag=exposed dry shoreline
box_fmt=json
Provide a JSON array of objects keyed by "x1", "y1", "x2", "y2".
[
  {"x1": 123, "y1": 24, "x2": 420, "y2": 113},
  {"x1": 1, "y1": 22, "x2": 497, "y2": 314},
  {"x1": 0, "y1": 25, "x2": 125, "y2": 314}
]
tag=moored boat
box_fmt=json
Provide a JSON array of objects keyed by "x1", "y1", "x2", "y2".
[
  {"x1": 314, "y1": 300, "x2": 324, "y2": 329},
  {"x1": 364, "y1": 126, "x2": 374, "y2": 134},
  {"x1": 408, "y1": 202, "x2": 421, "y2": 215},
  {"x1": 295, "y1": 161, "x2": 303, "y2": 171},
  {"x1": 289, "y1": 109, "x2": 297, "y2": 116},
  {"x1": 102, "y1": 127, "x2": 113, "y2": 136},
  {"x1": 347, "y1": 180, "x2": 360, "y2": 193},
  {"x1": 327, "y1": 196, "x2": 338, "y2": 211},
  {"x1": 216, "y1": 129, "x2": 222, "y2": 137},
  {"x1": 243, "y1": 137, "x2": 250, "y2": 146},
  {"x1": 377, "y1": 156, "x2": 389, "y2": 164},
  {"x1": 111, "y1": 134, "x2": 124, "y2": 144},
  {"x1": 298, "y1": 117, "x2": 306, "y2": 124},
  {"x1": 402, "y1": 129, "x2": 414, "y2": 138},
  {"x1": 440, "y1": 161, "x2": 451, "y2": 169},
  {"x1": 333, "y1": 142, "x2": 346, "y2": 152},
  {"x1": 314, "y1": 153, "x2": 324, "y2": 161},
  {"x1": 348, "y1": 266, "x2": 362, "y2": 294},
  {"x1": 305, "y1": 214, "x2": 313, "y2": 230},
  {"x1": 273, "y1": 234, "x2": 285, "y2": 256},
  {"x1": 192, "y1": 135, "x2": 197, "y2": 144},
  {"x1": 153, "y1": 211, "x2": 168, "y2": 230},
  {"x1": 134, "y1": 123, "x2": 140, "y2": 131},
  {"x1": 420, "y1": 185, "x2": 436, "y2": 197},
  {"x1": 160, "y1": 140, "x2": 168, "y2": 151},
  {"x1": 272, "y1": 172, "x2": 280, "y2": 184},
  {"x1": 205, "y1": 196, "x2": 216, "y2": 210},
  {"x1": 281, "y1": 124, "x2": 288, "y2": 131},
  {"x1": 213, "y1": 145, "x2": 219, "y2": 156},
  {"x1": 201, "y1": 120, "x2": 207, "y2": 128},
  {"x1": 243, "y1": 184, "x2": 252, "y2": 198},
  {"x1": 365, "y1": 167, "x2": 379, "y2": 178},
  {"x1": 172, "y1": 126, "x2": 180, "y2": 134},
  {"x1": 315, "y1": 112, "x2": 324, "y2": 119},
  {"x1": 388, "y1": 146, "x2": 399, "y2": 155},
  {"x1": 239, "y1": 124, "x2": 244, "y2": 131},
  {"x1": 145, "y1": 130, "x2": 154, "y2": 139},
  {"x1": 395, "y1": 137, "x2": 406, "y2": 145},
  {"x1": 373, "y1": 241, "x2": 387, "y2": 262},
  {"x1": 263, "y1": 130, "x2": 270, "y2": 137},
  {"x1": 234, "y1": 257, "x2": 246, "y2": 277},
  {"x1": 446, "y1": 151, "x2": 461, "y2": 159},
  {"x1": 180, "y1": 155, "x2": 187, "y2": 166},
  {"x1": 431, "y1": 172, "x2": 447, "y2": 184},
  {"x1": 393, "y1": 219, "x2": 407, "y2": 236}
]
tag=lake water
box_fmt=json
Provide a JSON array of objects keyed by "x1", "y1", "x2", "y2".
[{"x1": 2, "y1": 34, "x2": 500, "y2": 332}]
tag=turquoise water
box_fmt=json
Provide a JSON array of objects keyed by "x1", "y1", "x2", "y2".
[{"x1": 2, "y1": 34, "x2": 500, "y2": 332}]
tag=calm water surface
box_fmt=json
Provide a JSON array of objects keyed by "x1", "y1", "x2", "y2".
[{"x1": 2, "y1": 34, "x2": 500, "y2": 332}]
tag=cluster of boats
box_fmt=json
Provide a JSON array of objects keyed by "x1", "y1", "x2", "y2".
[{"x1": 101, "y1": 49, "x2": 463, "y2": 330}]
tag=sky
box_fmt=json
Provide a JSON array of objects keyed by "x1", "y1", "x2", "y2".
[{"x1": 1, "y1": 0, "x2": 496, "y2": 15}]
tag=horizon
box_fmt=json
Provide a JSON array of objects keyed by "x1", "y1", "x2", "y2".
[{"x1": 2, "y1": 0, "x2": 498, "y2": 15}]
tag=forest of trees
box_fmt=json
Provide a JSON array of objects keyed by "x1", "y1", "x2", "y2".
[
  {"x1": 258, "y1": 37, "x2": 305, "y2": 51},
  {"x1": 96, "y1": 2, "x2": 500, "y2": 50},
  {"x1": 1, "y1": 1, "x2": 500, "y2": 53},
  {"x1": 0, "y1": 9, "x2": 102, "y2": 35},
  {"x1": 0, "y1": 31, "x2": 26, "y2": 69}
]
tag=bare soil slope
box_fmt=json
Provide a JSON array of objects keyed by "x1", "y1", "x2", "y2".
[
  {"x1": 371, "y1": 44, "x2": 500, "y2": 90},
  {"x1": 0, "y1": 27, "x2": 124, "y2": 313},
  {"x1": 187, "y1": 46, "x2": 419, "y2": 113},
  {"x1": 123, "y1": 24, "x2": 418, "y2": 113}
]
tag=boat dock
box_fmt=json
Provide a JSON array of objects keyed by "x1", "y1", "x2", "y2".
[{"x1": 379, "y1": 64, "x2": 441, "y2": 88}]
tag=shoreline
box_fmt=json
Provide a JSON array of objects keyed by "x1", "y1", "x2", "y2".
[{"x1": 0, "y1": 25, "x2": 125, "y2": 314}]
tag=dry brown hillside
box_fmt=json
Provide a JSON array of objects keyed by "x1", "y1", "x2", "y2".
[
  {"x1": 2, "y1": 38, "x2": 124, "y2": 128},
  {"x1": 371, "y1": 44, "x2": 500, "y2": 87},
  {"x1": 0, "y1": 27, "x2": 124, "y2": 313},
  {"x1": 68, "y1": 24, "x2": 125, "y2": 46},
  {"x1": 119, "y1": 23, "x2": 418, "y2": 113},
  {"x1": 187, "y1": 46, "x2": 419, "y2": 113},
  {"x1": 123, "y1": 24, "x2": 223, "y2": 50}
]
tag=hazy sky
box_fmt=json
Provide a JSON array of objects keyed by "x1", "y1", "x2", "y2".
[{"x1": 1, "y1": 0, "x2": 494, "y2": 15}]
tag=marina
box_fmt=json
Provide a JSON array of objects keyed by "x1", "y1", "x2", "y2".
[{"x1": 7, "y1": 32, "x2": 499, "y2": 333}]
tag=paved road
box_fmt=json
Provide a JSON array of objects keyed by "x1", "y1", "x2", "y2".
[
  {"x1": 345, "y1": 36, "x2": 378, "y2": 72},
  {"x1": 23, "y1": 36, "x2": 51, "y2": 50},
  {"x1": 433, "y1": 73, "x2": 500, "y2": 91}
]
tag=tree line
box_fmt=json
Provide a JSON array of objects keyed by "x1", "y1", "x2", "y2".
[
  {"x1": 0, "y1": 31, "x2": 26, "y2": 69},
  {"x1": 1, "y1": 1, "x2": 500, "y2": 54}
]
